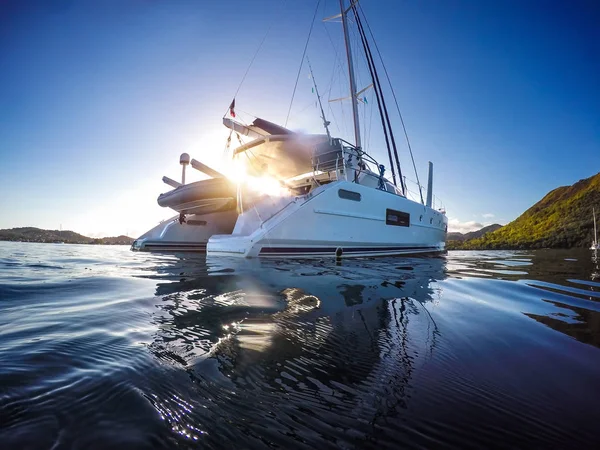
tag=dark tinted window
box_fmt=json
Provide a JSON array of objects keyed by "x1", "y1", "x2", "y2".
[
  {"x1": 338, "y1": 189, "x2": 361, "y2": 201},
  {"x1": 386, "y1": 209, "x2": 410, "y2": 227}
]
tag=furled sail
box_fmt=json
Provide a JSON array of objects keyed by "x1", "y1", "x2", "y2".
[{"x1": 223, "y1": 117, "x2": 295, "y2": 139}]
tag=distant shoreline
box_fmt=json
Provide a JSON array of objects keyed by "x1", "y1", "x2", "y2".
[
  {"x1": 0, "y1": 239, "x2": 133, "y2": 246},
  {"x1": 446, "y1": 242, "x2": 595, "y2": 251},
  {"x1": 0, "y1": 227, "x2": 134, "y2": 246}
]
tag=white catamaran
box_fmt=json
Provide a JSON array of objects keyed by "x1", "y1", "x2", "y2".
[{"x1": 132, "y1": 0, "x2": 448, "y2": 258}]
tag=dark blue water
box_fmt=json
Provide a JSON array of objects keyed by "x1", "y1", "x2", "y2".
[{"x1": 1, "y1": 242, "x2": 599, "y2": 449}]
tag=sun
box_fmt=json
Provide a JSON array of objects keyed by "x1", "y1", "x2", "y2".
[{"x1": 221, "y1": 158, "x2": 289, "y2": 197}]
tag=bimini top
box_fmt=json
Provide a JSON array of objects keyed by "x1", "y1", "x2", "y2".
[{"x1": 233, "y1": 134, "x2": 342, "y2": 179}]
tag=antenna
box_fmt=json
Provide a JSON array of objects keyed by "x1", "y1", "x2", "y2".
[{"x1": 306, "y1": 56, "x2": 331, "y2": 139}]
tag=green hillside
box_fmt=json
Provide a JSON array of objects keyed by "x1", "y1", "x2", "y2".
[
  {"x1": 447, "y1": 224, "x2": 502, "y2": 242},
  {"x1": 0, "y1": 227, "x2": 134, "y2": 245},
  {"x1": 457, "y1": 172, "x2": 600, "y2": 249}
]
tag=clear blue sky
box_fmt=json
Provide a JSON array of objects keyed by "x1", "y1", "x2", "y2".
[{"x1": 1, "y1": 0, "x2": 598, "y2": 237}]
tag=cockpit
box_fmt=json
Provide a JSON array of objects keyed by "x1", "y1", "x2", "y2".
[{"x1": 231, "y1": 129, "x2": 404, "y2": 198}]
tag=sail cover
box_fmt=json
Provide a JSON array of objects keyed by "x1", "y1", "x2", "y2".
[
  {"x1": 223, "y1": 117, "x2": 295, "y2": 139},
  {"x1": 233, "y1": 134, "x2": 337, "y2": 179},
  {"x1": 251, "y1": 118, "x2": 294, "y2": 135}
]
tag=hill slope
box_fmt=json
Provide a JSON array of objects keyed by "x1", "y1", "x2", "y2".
[
  {"x1": 0, "y1": 227, "x2": 134, "y2": 245},
  {"x1": 459, "y1": 172, "x2": 600, "y2": 249},
  {"x1": 448, "y1": 224, "x2": 502, "y2": 242}
]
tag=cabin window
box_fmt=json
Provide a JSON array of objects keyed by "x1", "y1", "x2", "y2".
[
  {"x1": 338, "y1": 189, "x2": 361, "y2": 201},
  {"x1": 386, "y1": 209, "x2": 410, "y2": 227}
]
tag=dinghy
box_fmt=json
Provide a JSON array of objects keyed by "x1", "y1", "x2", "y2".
[{"x1": 157, "y1": 178, "x2": 237, "y2": 215}]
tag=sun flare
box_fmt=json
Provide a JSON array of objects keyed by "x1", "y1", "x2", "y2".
[{"x1": 222, "y1": 158, "x2": 289, "y2": 197}]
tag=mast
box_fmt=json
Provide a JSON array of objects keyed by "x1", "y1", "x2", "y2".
[{"x1": 339, "y1": 0, "x2": 361, "y2": 149}]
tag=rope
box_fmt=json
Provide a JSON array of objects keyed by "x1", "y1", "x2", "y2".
[
  {"x1": 358, "y1": 2, "x2": 423, "y2": 204},
  {"x1": 284, "y1": 0, "x2": 322, "y2": 127}
]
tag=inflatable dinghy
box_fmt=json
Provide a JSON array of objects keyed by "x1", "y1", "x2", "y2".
[{"x1": 157, "y1": 178, "x2": 237, "y2": 215}]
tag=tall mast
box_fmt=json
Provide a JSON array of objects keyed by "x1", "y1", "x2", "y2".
[{"x1": 339, "y1": 0, "x2": 361, "y2": 149}]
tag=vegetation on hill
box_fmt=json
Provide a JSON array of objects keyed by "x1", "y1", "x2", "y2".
[
  {"x1": 0, "y1": 227, "x2": 134, "y2": 245},
  {"x1": 447, "y1": 224, "x2": 502, "y2": 242},
  {"x1": 451, "y1": 172, "x2": 600, "y2": 250}
]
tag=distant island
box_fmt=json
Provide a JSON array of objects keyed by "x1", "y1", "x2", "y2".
[
  {"x1": 0, "y1": 227, "x2": 135, "y2": 246},
  {"x1": 448, "y1": 172, "x2": 600, "y2": 250}
]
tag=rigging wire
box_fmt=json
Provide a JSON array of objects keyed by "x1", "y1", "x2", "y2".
[
  {"x1": 328, "y1": 45, "x2": 347, "y2": 136},
  {"x1": 284, "y1": 0, "x2": 322, "y2": 127},
  {"x1": 288, "y1": 94, "x2": 329, "y2": 124},
  {"x1": 224, "y1": 0, "x2": 289, "y2": 117},
  {"x1": 322, "y1": 15, "x2": 349, "y2": 92},
  {"x1": 357, "y1": 2, "x2": 424, "y2": 203},
  {"x1": 350, "y1": 24, "x2": 369, "y2": 151},
  {"x1": 326, "y1": 45, "x2": 342, "y2": 134},
  {"x1": 352, "y1": 3, "x2": 404, "y2": 193},
  {"x1": 322, "y1": 4, "x2": 350, "y2": 141},
  {"x1": 350, "y1": 4, "x2": 397, "y2": 186},
  {"x1": 306, "y1": 55, "x2": 331, "y2": 138},
  {"x1": 366, "y1": 88, "x2": 374, "y2": 154}
]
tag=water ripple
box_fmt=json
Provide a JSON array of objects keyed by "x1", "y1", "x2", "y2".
[{"x1": 0, "y1": 242, "x2": 599, "y2": 448}]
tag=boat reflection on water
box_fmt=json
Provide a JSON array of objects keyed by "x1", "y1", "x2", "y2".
[
  {"x1": 143, "y1": 254, "x2": 446, "y2": 447},
  {"x1": 3, "y1": 244, "x2": 599, "y2": 448}
]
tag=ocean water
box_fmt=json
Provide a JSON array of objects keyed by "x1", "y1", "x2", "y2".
[{"x1": 1, "y1": 242, "x2": 599, "y2": 449}]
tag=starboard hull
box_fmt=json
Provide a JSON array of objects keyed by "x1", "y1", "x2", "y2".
[{"x1": 207, "y1": 180, "x2": 447, "y2": 259}]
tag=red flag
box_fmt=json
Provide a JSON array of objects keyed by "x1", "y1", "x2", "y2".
[{"x1": 229, "y1": 98, "x2": 236, "y2": 118}]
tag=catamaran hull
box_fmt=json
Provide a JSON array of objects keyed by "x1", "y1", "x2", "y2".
[
  {"x1": 207, "y1": 180, "x2": 447, "y2": 258},
  {"x1": 208, "y1": 240, "x2": 444, "y2": 258},
  {"x1": 131, "y1": 209, "x2": 238, "y2": 252}
]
